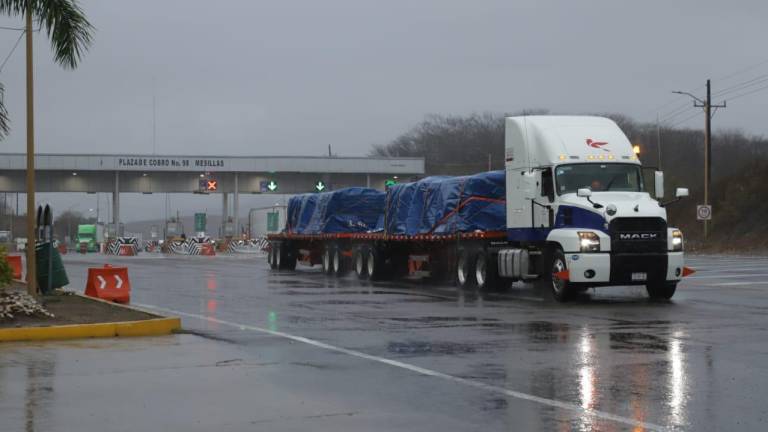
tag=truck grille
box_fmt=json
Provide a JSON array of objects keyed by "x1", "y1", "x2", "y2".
[{"x1": 609, "y1": 217, "x2": 667, "y2": 254}]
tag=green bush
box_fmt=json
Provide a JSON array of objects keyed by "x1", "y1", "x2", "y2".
[{"x1": 0, "y1": 246, "x2": 12, "y2": 289}]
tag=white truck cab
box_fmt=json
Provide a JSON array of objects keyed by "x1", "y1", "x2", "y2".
[{"x1": 501, "y1": 116, "x2": 688, "y2": 301}]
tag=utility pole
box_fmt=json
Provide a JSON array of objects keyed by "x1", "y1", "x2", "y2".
[
  {"x1": 25, "y1": 8, "x2": 37, "y2": 296},
  {"x1": 693, "y1": 80, "x2": 726, "y2": 239},
  {"x1": 656, "y1": 113, "x2": 662, "y2": 170},
  {"x1": 672, "y1": 79, "x2": 726, "y2": 240}
]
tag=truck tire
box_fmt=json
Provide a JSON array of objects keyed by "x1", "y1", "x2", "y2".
[
  {"x1": 475, "y1": 251, "x2": 511, "y2": 292},
  {"x1": 354, "y1": 247, "x2": 369, "y2": 280},
  {"x1": 332, "y1": 247, "x2": 346, "y2": 276},
  {"x1": 539, "y1": 248, "x2": 573, "y2": 302},
  {"x1": 322, "y1": 246, "x2": 333, "y2": 275},
  {"x1": 268, "y1": 244, "x2": 277, "y2": 270},
  {"x1": 275, "y1": 243, "x2": 282, "y2": 269},
  {"x1": 646, "y1": 281, "x2": 677, "y2": 300},
  {"x1": 367, "y1": 248, "x2": 386, "y2": 281},
  {"x1": 277, "y1": 242, "x2": 297, "y2": 270},
  {"x1": 456, "y1": 249, "x2": 477, "y2": 289}
]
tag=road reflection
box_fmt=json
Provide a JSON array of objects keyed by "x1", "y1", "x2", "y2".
[
  {"x1": 24, "y1": 356, "x2": 55, "y2": 432},
  {"x1": 203, "y1": 271, "x2": 218, "y2": 330},
  {"x1": 518, "y1": 320, "x2": 693, "y2": 430}
]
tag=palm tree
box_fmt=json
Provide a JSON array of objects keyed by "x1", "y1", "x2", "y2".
[
  {"x1": 1, "y1": 0, "x2": 93, "y2": 295},
  {"x1": 0, "y1": 0, "x2": 93, "y2": 137}
]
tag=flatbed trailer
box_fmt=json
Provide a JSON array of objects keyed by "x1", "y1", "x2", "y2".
[{"x1": 266, "y1": 230, "x2": 524, "y2": 289}]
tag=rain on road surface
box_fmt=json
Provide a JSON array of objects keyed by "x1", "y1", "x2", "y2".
[{"x1": 1, "y1": 253, "x2": 767, "y2": 431}]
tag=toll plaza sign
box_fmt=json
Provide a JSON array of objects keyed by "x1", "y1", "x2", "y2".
[{"x1": 117, "y1": 157, "x2": 225, "y2": 170}]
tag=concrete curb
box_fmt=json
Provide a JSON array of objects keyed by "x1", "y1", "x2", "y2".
[{"x1": 0, "y1": 293, "x2": 181, "y2": 342}]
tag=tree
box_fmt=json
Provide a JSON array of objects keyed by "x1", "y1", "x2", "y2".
[{"x1": 0, "y1": 0, "x2": 93, "y2": 137}]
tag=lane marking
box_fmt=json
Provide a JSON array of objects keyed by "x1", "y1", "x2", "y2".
[
  {"x1": 136, "y1": 303, "x2": 668, "y2": 432},
  {"x1": 702, "y1": 281, "x2": 768, "y2": 287},
  {"x1": 686, "y1": 273, "x2": 768, "y2": 280}
]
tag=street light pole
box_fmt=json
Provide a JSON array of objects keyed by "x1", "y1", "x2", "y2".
[{"x1": 25, "y1": 8, "x2": 37, "y2": 296}]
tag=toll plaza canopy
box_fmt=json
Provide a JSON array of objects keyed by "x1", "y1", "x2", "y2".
[{"x1": 0, "y1": 153, "x2": 424, "y2": 236}]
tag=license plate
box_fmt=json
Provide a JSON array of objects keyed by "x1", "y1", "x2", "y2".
[{"x1": 631, "y1": 272, "x2": 647, "y2": 281}]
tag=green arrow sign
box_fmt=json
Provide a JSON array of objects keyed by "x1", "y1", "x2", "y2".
[
  {"x1": 385, "y1": 179, "x2": 398, "y2": 188},
  {"x1": 267, "y1": 180, "x2": 278, "y2": 192},
  {"x1": 315, "y1": 181, "x2": 326, "y2": 192}
]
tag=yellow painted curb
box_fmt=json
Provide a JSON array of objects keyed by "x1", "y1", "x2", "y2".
[
  {"x1": 0, "y1": 317, "x2": 181, "y2": 342},
  {"x1": 0, "y1": 292, "x2": 181, "y2": 342}
]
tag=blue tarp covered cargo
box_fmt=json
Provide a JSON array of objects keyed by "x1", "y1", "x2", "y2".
[
  {"x1": 385, "y1": 171, "x2": 506, "y2": 235},
  {"x1": 286, "y1": 187, "x2": 386, "y2": 234}
]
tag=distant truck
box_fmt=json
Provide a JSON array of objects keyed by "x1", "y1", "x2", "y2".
[
  {"x1": 76, "y1": 224, "x2": 103, "y2": 252},
  {"x1": 268, "y1": 116, "x2": 693, "y2": 301}
]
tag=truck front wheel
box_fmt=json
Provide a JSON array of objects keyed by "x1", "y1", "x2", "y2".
[
  {"x1": 539, "y1": 248, "x2": 573, "y2": 302},
  {"x1": 646, "y1": 281, "x2": 677, "y2": 300}
]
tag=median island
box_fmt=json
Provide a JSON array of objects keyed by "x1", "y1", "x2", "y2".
[{"x1": 0, "y1": 282, "x2": 180, "y2": 342}]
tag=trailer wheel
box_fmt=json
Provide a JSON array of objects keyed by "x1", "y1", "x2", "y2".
[
  {"x1": 332, "y1": 248, "x2": 346, "y2": 276},
  {"x1": 268, "y1": 244, "x2": 277, "y2": 270},
  {"x1": 456, "y1": 249, "x2": 477, "y2": 289},
  {"x1": 354, "y1": 248, "x2": 369, "y2": 280},
  {"x1": 475, "y1": 251, "x2": 511, "y2": 292},
  {"x1": 646, "y1": 281, "x2": 677, "y2": 300},
  {"x1": 539, "y1": 248, "x2": 572, "y2": 302},
  {"x1": 277, "y1": 242, "x2": 296, "y2": 270},
  {"x1": 283, "y1": 249, "x2": 297, "y2": 270},
  {"x1": 275, "y1": 243, "x2": 282, "y2": 269},
  {"x1": 322, "y1": 246, "x2": 333, "y2": 275},
  {"x1": 367, "y1": 248, "x2": 386, "y2": 281}
]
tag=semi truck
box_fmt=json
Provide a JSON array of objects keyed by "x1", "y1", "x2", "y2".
[
  {"x1": 267, "y1": 116, "x2": 692, "y2": 301},
  {"x1": 76, "y1": 224, "x2": 103, "y2": 252}
]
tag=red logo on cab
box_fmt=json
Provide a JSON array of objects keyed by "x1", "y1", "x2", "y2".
[{"x1": 586, "y1": 138, "x2": 609, "y2": 152}]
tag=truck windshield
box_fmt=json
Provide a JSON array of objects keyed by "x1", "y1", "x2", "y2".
[{"x1": 555, "y1": 163, "x2": 643, "y2": 195}]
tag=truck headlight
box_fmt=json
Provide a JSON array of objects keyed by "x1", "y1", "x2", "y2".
[
  {"x1": 671, "y1": 230, "x2": 683, "y2": 251},
  {"x1": 578, "y1": 231, "x2": 600, "y2": 252}
]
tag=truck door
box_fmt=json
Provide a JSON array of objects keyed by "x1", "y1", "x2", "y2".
[{"x1": 533, "y1": 168, "x2": 554, "y2": 228}]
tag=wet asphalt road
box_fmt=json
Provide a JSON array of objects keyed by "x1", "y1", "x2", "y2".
[{"x1": 2, "y1": 253, "x2": 768, "y2": 431}]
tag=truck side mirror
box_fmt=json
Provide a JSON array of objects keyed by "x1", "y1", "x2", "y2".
[
  {"x1": 654, "y1": 171, "x2": 664, "y2": 199},
  {"x1": 577, "y1": 188, "x2": 592, "y2": 198},
  {"x1": 675, "y1": 188, "x2": 689, "y2": 198}
]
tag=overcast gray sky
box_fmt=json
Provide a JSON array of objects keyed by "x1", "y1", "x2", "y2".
[{"x1": 1, "y1": 0, "x2": 767, "y2": 223}]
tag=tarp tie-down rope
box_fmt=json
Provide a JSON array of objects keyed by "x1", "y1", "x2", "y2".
[{"x1": 428, "y1": 196, "x2": 506, "y2": 235}]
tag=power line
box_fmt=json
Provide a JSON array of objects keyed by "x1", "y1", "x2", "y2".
[
  {"x1": 0, "y1": 29, "x2": 25, "y2": 73},
  {"x1": 649, "y1": 57, "x2": 768, "y2": 119},
  {"x1": 712, "y1": 58, "x2": 768, "y2": 85},
  {"x1": 713, "y1": 74, "x2": 768, "y2": 98},
  {"x1": 670, "y1": 110, "x2": 701, "y2": 128},
  {"x1": 659, "y1": 103, "x2": 697, "y2": 124},
  {"x1": 725, "y1": 82, "x2": 768, "y2": 102}
]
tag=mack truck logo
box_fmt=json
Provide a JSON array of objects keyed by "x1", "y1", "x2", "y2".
[
  {"x1": 619, "y1": 233, "x2": 658, "y2": 240},
  {"x1": 586, "y1": 138, "x2": 609, "y2": 152}
]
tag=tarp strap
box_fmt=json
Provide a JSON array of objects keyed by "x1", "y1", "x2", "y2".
[{"x1": 428, "y1": 196, "x2": 506, "y2": 235}]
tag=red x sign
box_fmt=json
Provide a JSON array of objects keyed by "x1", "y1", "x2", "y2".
[{"x1": 207, "y1": 180, "x2": 217, "y2": 191}]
